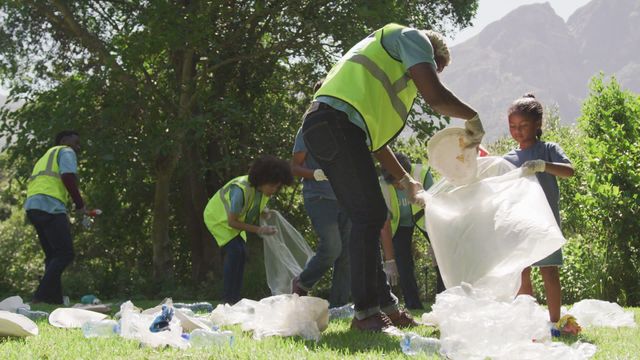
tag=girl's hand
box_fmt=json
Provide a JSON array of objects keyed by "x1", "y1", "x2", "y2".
[{"x1": 522, "y1": 160, "x2": 546, "y2": 175}]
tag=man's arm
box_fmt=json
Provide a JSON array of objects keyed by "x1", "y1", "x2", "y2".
[
  {"x1": 409, "y1": 62, "x2": 477, "y2": 120},
  {"x1": 373, "y1": 146, "x2": 407, "y2": 181},
  {"x1": 291, "y1": 151, "x2": 315, "y2": 179},
  {"x1": 61, "y1": 173, "x2": 85, "y2": 211}
]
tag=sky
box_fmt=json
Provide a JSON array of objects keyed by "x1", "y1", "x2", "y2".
[{"x1": 449, "y1": 0, "x2": 593, "y2": 45}]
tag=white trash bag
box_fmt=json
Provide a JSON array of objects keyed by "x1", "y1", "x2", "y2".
[
  {"x1": 569, "y1": 299, "x2": 636, "y2": 328},
  {"x1": 259, "y1": 211, "x2": 314, "y2": 295},
  {"x1": 210, "y1": 294, "x2": 328, "y2": 341},
  {"x1": 423, "y1": 284, "x2": 597, "y2": 360},
  {"x1": 0, "y1": 296, "x2": 30, "y2": 313},
  {"x1": 422, "y1": 156, "x2": 566, "y2": 299}
]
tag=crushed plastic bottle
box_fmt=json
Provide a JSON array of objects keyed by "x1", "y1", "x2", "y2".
[
  {"x1": 174, "y1": 302, "x2": 214, "y2": 313},
  {"x1": 189, "y1": 329, "x2": 234, "y2": 348},
  {"x1": 82, "y1": 319, "x2": 120, "y2": 338},
  {"x1": 328, "y1": 304, "x2": 354, "y2": 320},
  {"x1": 16, "y1": 307, "x2": 49, "y2": 320},
  {"x1": 401, "y1": 332, "x2": 441, "y2": 356},
  {"x1": 149, "y1": 305, "x2": 174, "y2": 333}
]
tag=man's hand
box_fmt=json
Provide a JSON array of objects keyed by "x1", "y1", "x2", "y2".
[
  {"x1": 463, "y1": 114, "x2": 485, "y2": 148},
  {"x1": 522, "y1": 160, "x2": 546, "y2": 176},
  {"x1": 398, "y1": 174, "x2": 426, "y2": 207},
  {"x1": 313, "y1": 169, "x2": 328, "y2": 181},
  {"x1": 257, "y1": 225, "x2": 277, "y2": 235},
  {"x1": 383, "y1": 259, "x2": 399, "y2": 286}
]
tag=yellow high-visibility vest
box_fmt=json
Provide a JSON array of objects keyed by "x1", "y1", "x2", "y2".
[
  {"x1": 315, "y1": 23, "x2": 419, "y2": 151},
  {"x1": 26, "y1": 146, "x2": 70, "y2": 203},
  {"x1": 204, "y1": 175, "x2": 270, "y2": 247}
]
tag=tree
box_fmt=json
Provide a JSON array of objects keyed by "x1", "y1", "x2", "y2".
[{"x1": 0, "y1": 0, "x2": 478, "y2": 295}]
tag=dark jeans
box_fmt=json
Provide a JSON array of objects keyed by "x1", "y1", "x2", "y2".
[
  {"x1": 302, "y1": 106, "x2": 398, "y2": 319},
  {"x1": 26, "y1": 209, "x2": 75, "y2": 304},
  {"x1": 393, "y1": 226, "x2": 424, "y2": 309},
  {"x1": 222, "y1": 236, "x2": 246, "y2": 304},
  {"x1": 299, "y1": 197, "x2": 351, "y2": 307}
]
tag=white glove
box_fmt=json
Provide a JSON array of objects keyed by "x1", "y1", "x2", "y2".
[
  {"x1": 398, "y1": 173, "x2": 426, "y2": 207},
  {"x1": 383, "y1": 259, "x2": 399, "y2": 286},
  {"x1": 463, "y1": 114, "x2": 485, "y2": 148},
  {"x1": 257, "y1": 225, "x2": 277, "y2": 235},
  {"x1": 261, "y1": 208, "x2": 274, "y2": 220},
  {"x1": 522, "y1": 160, "x2": 546, "y2": 176},
  {"x1": 313, "y1": 169, "x2": 328, "y2": 181}
]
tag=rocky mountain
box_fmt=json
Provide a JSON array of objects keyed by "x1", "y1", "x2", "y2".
[{"x1": 441, "y1": 0, "x2": 640, "y2": 142}]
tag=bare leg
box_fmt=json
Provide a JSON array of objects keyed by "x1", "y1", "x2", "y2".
[
  {"x1": 540, "y1": 266, "x2": 561, "y2": 322},
  {"x1": 517, "y1": 267, "x2": 533, "y2": 296}
]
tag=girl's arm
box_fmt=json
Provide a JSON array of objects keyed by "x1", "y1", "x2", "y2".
[
  {"x1": 227, "y1": 212, "x2": 262, "y2": 234},
  {"x1": 544, "y1": 162, "x2": 575, "y2": 178}
]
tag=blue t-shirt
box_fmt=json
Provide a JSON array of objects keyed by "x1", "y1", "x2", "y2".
[
  {"x1": 292, "y1": 128, "x2": 337, "y2": 200},
  {"x1": 25, "y1": 147, "x2": 78, "y2": 214},
  {"x1": 228, "y1": 185, "x2": 263, "y2": 225},
  {"x1": 396, "y1": 189, "x2": 413, "y2": 227},
  {"x1": 503, "y1": 141, "x2": 571, "y2": 225},
  {"x1": 315, "y1": 27, "x2": 436, "y2": 147}
]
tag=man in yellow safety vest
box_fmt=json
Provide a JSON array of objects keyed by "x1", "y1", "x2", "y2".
[
  {"x1": 25, "y1": 130, "x2": 87, "y2": 304},
  {"x1": 300, "y1": 23, "x2": 484, "y2": 331}
]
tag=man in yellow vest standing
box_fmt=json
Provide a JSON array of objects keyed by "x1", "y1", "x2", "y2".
[
  {"x1": 25, "y1": 130, "x2": 86, "y2": 304},
  {"x1": 301, "y1": 23, "x2": 484, "y2": 331}
]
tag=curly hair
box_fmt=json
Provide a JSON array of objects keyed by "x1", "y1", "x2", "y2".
[
  {"x1": 508, "y1": 93, "x2": 544, "y2": 139},
  {"x1": 248, "y1": 155, "x2": 294, "y2": 188},
  {"x1": 424, "y1": 30, "x2": 451, "y2": 67},
  {"x1": 381, "y1": 152, "x2": 412, "y2": 184}
]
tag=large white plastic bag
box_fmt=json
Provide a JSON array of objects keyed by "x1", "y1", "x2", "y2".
[
  {"x1": 569, "y1": 299, "x2": 637, "y2": 328},
  {"x1": 243, "y1": 294, "x2": 329, "y2": 341},
  {"x1": 210, "y1": 295, "x2": 328, "y2": 341},
  {"x1": 424, "y1": 284, "x2": 597, "y2": 360},
  {"x1": 260, "y1": 211, "x2": 314, "y2": 295},
  {"x1": 119, "y1": 301, "x2": 187, "y2": 349},
  {"x1": 423, "y1": 157, "x2": 566, "y2": 298}
]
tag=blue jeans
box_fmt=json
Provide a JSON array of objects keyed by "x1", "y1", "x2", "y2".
[
  {"x1": 299, "y1": 196, "x2": 351, "y2": 307},
  {"x1": 302, "y1": 106, "x2": 398, "y2": 319},
  {"x1": 393, "y1": 226, "x2": 424, "y2": 309},
  {"x1": 222, "y1": 236, "x2": 245, "y2": 304}
]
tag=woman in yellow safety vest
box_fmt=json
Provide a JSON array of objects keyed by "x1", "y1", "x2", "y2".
[{"x1": 204, "y1": 155, "x2": 293, "y2": 304}]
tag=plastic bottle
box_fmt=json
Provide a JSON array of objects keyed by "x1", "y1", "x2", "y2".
[
  {"x1": 16, "y1": 307, "x2": 49, "y2": 320},
  {"x1": 189, "y1": 329, "x2": 234, "y2": 348},
  {"x1": 82, "y1": 319, "x2": 120, "y2": 338},
  {"x1": 328, "y1": 304, "x2": 355, "y2": 320},
  {"x1": 401, "y1": 333, "x2": 441, "y2": 356},
  {"x1": 174, "y1": 302, "x2": 214, "y2": 313}
]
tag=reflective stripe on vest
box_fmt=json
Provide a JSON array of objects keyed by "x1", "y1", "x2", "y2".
[
  {"x1": 203, "y1": 175, "x2": 270, "y2": 247},
  {"x1": 26, "y1": 146, "x2": 70, "y2": 203},
  {"x1": 315, "y1": 23, "x2": 418, "y2": 151}
]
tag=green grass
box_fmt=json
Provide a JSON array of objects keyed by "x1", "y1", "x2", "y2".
[{"x1": 1, "y1": 302, "x2": 638, "y2": 359}]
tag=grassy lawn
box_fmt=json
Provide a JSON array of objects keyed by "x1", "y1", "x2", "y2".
[{"x1": 1, "y1": 301, "x2": 638, "y2": 359}]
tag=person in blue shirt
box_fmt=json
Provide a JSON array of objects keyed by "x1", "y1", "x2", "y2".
[
  {"x1": 25, "y1": 130, "x2": 87, "y2": 304},
  {"x1": 291, "y1": 122, "x2": 351, "y2": 307},
  {"x1": 503, "y1": 94, "x2": 576, "y2": 333}
]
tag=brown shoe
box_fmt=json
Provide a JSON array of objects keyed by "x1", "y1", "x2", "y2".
[
  {"x1": 350, "y1": 312, "x2": 394, "y2": 332},
  {"x1": 291, "y1": 276, "x2": 308, "y2": 296},
  {"x1": 387, "y1": 309, "x2": 418, "y2": 328}
]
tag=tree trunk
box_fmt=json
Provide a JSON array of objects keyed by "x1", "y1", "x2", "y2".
[
  {"x1": 181, "y1": 140, "x2": 220, "y2": 283},
  {"x1": 151, "y1": 157, "x2": 176, "y2": 286}
]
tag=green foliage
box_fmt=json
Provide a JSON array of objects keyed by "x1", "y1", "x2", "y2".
[{"x1": 0, "y1": 1, "x2": 479, "y2": 299}]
